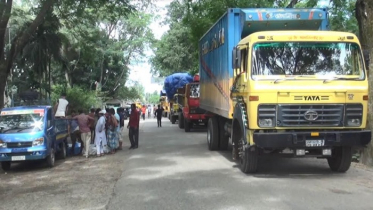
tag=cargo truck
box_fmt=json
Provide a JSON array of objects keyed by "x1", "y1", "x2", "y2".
[
  {"x1": 169, "y1": 95, "x2": 180, "y2": 124},
  {"x1": 199, "y1": 8, "x2": 371, "y2": 173},
  {"x1": 178, "y1": 74, "x2": 212, "y2": 132}
]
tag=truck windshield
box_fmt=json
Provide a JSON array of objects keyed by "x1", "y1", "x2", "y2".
[
  {"x1": 251, "y1": 42, "x2": 365, "y2": 80},
  {"x1": 0, "y1": 113, "x2": 44, "y2": 133},
  {"x1": 190, "y1": 84, "x2": 200, "y2": 98}
]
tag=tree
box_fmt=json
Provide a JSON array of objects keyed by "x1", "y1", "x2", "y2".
[
  {"x1": 355, "y1": 0, "x2": 373, "y2": 165},
  {"x1": 0, "y1": 0, "x2": 135, "y2": 108}
]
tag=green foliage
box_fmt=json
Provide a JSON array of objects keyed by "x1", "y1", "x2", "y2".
[
  {"x1": 51, "y1": 85, "x2": 100, "y2": 113},
  {"x1": 150, "y1": 0, "x2": 359, "y2": 77},
  {"x1": 147, "y1": 91, "x2": 160, "y2": 104}
]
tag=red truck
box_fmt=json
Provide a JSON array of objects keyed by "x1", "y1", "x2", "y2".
[{"x1": 178, "y1": 74, "x2": 211, "y2": 132}]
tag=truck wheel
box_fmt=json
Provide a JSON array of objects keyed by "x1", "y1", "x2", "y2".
[
  {"x1": 46, "y1": 148, "x2": 55, "y2": 168},
  {"x1": 184, "y1": 118, "x2": 191, "y2": 132},
  {"x1": 1, "y1": 161, "x2": 11, "y2": 171},
  {"x1": 218, "y1": 118, "x2": 229, "y2": 150},
  {"x1": 207, "y1": 117, "x2": 219, "y2": 150},
  {"x1": 327, "y1": 146, "x2": 352, "y2": 172},
  {"x1": 57, "y1": 142, "x2": 67, "y2": 159},
  {"x1": 240, "y1": 143, "x2": 258, "y2": 173},
  {"x1": 178, "y1": 113, "x2": 184, "y2": 129},
  {"x1": 171, "y1": 116, "x2": 176, "y2": 124}
]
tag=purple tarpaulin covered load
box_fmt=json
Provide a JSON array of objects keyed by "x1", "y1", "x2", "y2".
[{"x1": 164, "y1": 73, "x2": 193, "y2": 99}]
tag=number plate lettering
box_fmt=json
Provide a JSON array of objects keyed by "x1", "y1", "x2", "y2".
[
  {"x1": 305, "y1": 140, "x2": 325, "y2": 147},
  {"x1": 11, "y1": 156, "x2": 26, "y2": 161}
]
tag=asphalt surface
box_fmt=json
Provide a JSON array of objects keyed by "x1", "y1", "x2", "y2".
[
  {"x1": 2, "y1": 117, "x2": 373, "y2": 210},
  {"x1": 108, "y1": 118, "x2": 373, "y2": 210}
]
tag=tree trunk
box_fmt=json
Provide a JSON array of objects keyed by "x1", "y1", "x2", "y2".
[
  {"x1": 64, "y1": 68, "x2": 71, "y2": 88},
  {"x1": 356, "y1": 0, "x2": 373, "y2": 165},
  {"x1": 0, "y1": 0, "x2": 55, "y2": 108}
]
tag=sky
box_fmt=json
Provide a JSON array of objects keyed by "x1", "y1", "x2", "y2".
[
  {"x1": 128, "y1": 0, "x2": 330, "y2": 94},
  {"x1": 127, "y1": 0, "x2": 172, "y2": 94}
]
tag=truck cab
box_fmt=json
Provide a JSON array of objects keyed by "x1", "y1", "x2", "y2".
[
  {"x1": 0, "y1": 106, "x2": 69, "y2": 170},
  {"x1": 199, "y1": 8, "x2": 371, "y2": 173}
]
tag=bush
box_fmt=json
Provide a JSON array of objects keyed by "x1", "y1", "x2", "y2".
[{"x1": 51, "y1": 85, "x2": 101, "y2": 114}]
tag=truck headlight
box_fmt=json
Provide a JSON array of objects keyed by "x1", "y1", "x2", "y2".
[
  {"x1": 0, "y1": 140, "x2": 7, "y2": 148},
  {"x1": 258, "y1": 104, "x2": 276, "y2": 128},
  {"x1": 347, "y1": 119, "x2": 361, "y2": 127},
  {"x1": 258, "y1": 118, "x2": 273, "y2": 127},
  {"x1": 345, "y1": 104, "x2": 363, "y2": 127},
  {"x1": 33, "y1": 137, "x2": 44, "y2": 146}
]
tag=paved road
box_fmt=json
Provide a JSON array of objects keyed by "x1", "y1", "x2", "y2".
[
  {"x1": 2, "y1": 117, "x2": 373, "y2": 210},
  {"x1": 108, "y1": 118, "x2": 373, "y2": 210}
]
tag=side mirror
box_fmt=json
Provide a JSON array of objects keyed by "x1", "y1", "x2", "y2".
[
  {"x1": 364, "y1": 50, "x2": 370, "y2": 71},
  {"x1": 232, "y1": 47, "x2": 241, "y2": 69}
]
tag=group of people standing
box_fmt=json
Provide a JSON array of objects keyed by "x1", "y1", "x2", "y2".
[{"x1": 68, "y1": 107, "x2": 127, "y2": 158}]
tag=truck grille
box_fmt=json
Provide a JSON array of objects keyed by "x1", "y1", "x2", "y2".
[
  {"x1": 189, "y1": 107, "x2": 206, "y2": 114},
  {"x1": 7, "y1": 142, "x2": 33, "y2": 148},
  {"x1": 277, "y1": 104, "x2": 344, "y2": 127}
]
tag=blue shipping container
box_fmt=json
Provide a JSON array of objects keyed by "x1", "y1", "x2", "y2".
[{"x1": 199, "y1": 8, "x2": 329, "y2": 118}]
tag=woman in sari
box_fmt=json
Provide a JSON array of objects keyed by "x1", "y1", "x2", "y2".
[{"x1": 106, "y1": 109, "x2": 119, "y2": 154}]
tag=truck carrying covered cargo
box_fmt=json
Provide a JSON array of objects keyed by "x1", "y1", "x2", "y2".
[
  {"x1": 164, "y1": 73, "x2": 193, "y2": 100},
  {"x1": 199, "y1": 8, "x2": 371, "y2": 174}
]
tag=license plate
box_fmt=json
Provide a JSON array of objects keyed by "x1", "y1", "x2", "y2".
[
  {"x1": 306, "y1": 140, "x2": 325, "y2": 147},
  {"x1": 11, "y1": 156, "x2": 25, "y2": 161}
]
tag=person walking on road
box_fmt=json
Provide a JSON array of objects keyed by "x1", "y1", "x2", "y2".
[
  {"x1": 141, "y1": 105, "x2": 146, "y2": 121},
  {"x1": 155, "y1": 105, "x2": 164, "y2": 127},
  {"x1": 95, "y1": 110, "x2": 107, "y2": 157},
  {"x1": 128, "y1": 104, "x2": 140, "y2": 149},
  {"x1": 72, "y1": 109, "x2": 95, "y2": 158}
]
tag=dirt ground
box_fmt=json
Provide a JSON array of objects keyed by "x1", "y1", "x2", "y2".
[{"x1": 0, "y1": 150, "x2": 127, "y2": 210}]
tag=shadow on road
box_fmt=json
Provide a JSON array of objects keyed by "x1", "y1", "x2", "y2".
[{"x1": 215, "y1": 144, "x2": 341, "y2": 178}]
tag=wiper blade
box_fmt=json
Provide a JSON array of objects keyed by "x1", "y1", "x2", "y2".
[
  {"x1": 274, "y1": 75, "x2": 316, "y2": 83},
  {"x1": 17, "y1": 126, "x2": 39, "y2": 132},
  {"x1": 0, "y1": 127, "x2": 20, "y2": 133},
  {"x1": 323, "y1": 77, "x2": 361, "y2": 83}
]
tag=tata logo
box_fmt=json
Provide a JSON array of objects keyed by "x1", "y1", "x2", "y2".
[
  {"x1": 304, "y1": 110, "x2": 319, "y2": 121},
  {"x1": 304, "y1": 96, "x2": 320, "y2": 101}
]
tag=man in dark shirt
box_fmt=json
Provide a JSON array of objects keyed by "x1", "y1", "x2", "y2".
[
  {"x1": 127, "y1": 104, "x2": 140, "y2": 149},
  {"x1": 155, "y1": 105, "x2": 164, "y2": 127}
]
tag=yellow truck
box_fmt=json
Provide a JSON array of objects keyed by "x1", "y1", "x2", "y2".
[
  {"x1": 199, "y1": 8, "x2": 371, "y2": 173},
  {"x1": 169, "y1": 94, "x2": 180, "y2": 124}
]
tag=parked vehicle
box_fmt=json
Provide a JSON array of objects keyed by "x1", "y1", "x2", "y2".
[
  {"x1": 199, "y1": 8, "x2": 371, "y2": 173},
  {"x1": 0, "y1": 106, "x2": 69, "y2": 170},
  {"x1": 178, "y1": 74, "x2": 212, "y2": 132}
]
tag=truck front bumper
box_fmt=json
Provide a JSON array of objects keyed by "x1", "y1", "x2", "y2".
[
  {"x1": 0, "y1": 148, "x2": 48, "y2": 162},
  {"x1": 253, "y1": 130, "x2": 371, "y2": 149}
]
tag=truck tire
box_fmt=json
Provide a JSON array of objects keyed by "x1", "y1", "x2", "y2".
[
  {"x1": 1, "y1": 161, "x2": 11, "y2": 171},
  {"x1": 57, "y1": 142, "x2": 67, "y2": 159},
  {"x1": 207, "y1": 117, "x2": 219, "y2": 151},
  {"x1": 184, "y1": 118, "x2": 191, "y2": 132},
  {"x1": 327, "y1": 146, "x2": 352, "y2": 172},
  {"x1": 46, "y1": 148, "x2": 55, "y2": 168},
  {"x1": 218, "y1": 117, "x2": 229, "y2": 150},
  {"x1": 171, "y1": 116, "x2": 176, "y2": 124},
  {"x1": 240, "y1": 144, "x2": 259, "y2": 173},
  {"x1": 178, "y1": 113, "x2": 184, "y2": 129}
]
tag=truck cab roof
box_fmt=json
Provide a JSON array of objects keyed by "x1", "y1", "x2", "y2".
[
  {"x1": 1, "y1": 105, "x2": 51, "y2": 111},
  {"x1": 239, "y1": 30, "x2": 359, "y2": 46}
]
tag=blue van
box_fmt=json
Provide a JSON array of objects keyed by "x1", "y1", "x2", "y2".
[{"x1": 0, "y1": 106, "x2": 69, "y2": 170}]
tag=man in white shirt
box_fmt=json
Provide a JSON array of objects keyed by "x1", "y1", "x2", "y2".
[{"x1": 54, "y1": 93, "x2": 69, "y2": 118}]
